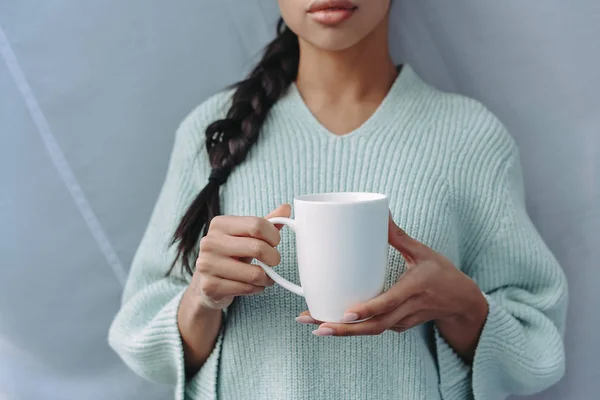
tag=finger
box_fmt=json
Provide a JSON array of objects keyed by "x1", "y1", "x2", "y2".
[
  {"x1": 200, "y1": 276, "x2": 264, "y2": 300},
  {"x1": 209, "y1": 216, "x2": 282, "y2": 247},
  {"x1": 236, "y1": 204, "x2": 292, "y2": 263},
  {"x1": 199, "y1": 234, "x2": 281, "y2": 266},
  {"x1": 196, "y1": 253, "x2": 274, "y2": 287},
  {"x1": 265, "y1": 204, "x2": 292, "y2": 230},
  {"x1": 314, "y1": 312, "x2": 397, "y2": 337},
  {"x1": 390, "y1": 311, "x2": 430, "y2": 333},
  {"x1": 341, "y1": 277, "x2": 423, "y2": 322},
  {"x1": 388, "y1": 214, "x2": 428, "y2": 264},
  {"x1": 295, "y1": 311, "x2": 321, "y2": 325},
  {"x1": 315, "y1": 297, "x2": 425, "y2": 337}
]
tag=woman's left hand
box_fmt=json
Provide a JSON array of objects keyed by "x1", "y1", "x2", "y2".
[{"x1": 297, "y1": 216, "x2": 489, "y2": 360}]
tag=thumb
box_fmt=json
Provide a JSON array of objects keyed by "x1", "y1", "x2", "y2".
[
  {"x1": 265, "y1": 203, "x2": 292, "y2": 230},
  {"x1": 388, "y1": 215, "x2": 426, "y2": 264}
]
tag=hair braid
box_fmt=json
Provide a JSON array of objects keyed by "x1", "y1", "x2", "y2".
[{"x1": 169, "y1": 19, "x2": 299, "y2": 276}]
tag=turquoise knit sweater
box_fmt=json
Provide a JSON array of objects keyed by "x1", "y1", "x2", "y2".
[{"x1": 109, "y1": 65, "x2": 567, "y2": 400}]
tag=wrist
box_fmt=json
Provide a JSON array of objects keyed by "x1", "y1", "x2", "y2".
[
  {"x1": 434, "y1": 277, "x2": 488, "y2": 362},
  {"x1": 180, "y1": 287, "x2": 222, "y2": 322},
  {"x1": 462, "y1": 279, "x2": 488, "y2": 324},
  {"x1": 178, "y1": 287, "x2": 223, "y2": 373},
  {"x1": 440, "y1": 276, "x2": 488, "y2": 327}
]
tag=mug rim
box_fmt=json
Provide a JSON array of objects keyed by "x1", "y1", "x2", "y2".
[{"x1": 294, "y1": 192, "x2": 388, "y2": 205}]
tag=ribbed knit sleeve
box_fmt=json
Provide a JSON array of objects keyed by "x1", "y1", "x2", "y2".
[
  {"x1": 435, "y1": 111, "x2": 568, "y2": 400},
  {"x1": 108, "y1": 95, "x2": 228, "y2": 400}
]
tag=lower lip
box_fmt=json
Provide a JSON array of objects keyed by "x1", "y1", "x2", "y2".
[{"x1": 308, "y1": 8, "x2": 357, "y2": 25}]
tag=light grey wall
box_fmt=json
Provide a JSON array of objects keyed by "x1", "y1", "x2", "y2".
[{"x1": 1, "y1": 1, "x2": 598, "y2": 399}]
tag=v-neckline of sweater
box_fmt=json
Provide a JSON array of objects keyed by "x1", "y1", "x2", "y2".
[{"x1": 288, "y1": 64, "x2": 413, "y2": 140}]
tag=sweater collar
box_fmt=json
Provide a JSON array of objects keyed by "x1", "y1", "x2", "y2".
[{"x1": 285, "y1": 63, "x2": 417, "y2": 140}]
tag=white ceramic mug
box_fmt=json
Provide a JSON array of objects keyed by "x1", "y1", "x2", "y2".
[{"x1": 256, "y1": 192, "x2": 389, "y2": 323}]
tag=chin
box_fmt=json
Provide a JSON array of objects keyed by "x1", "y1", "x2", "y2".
[{"x1": 302, "y1": 30, "x2": 364, "y2": 51}]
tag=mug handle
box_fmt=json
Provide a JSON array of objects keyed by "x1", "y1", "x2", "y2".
[{"x1": 255, "y1": 217, "x2": 304, "y2": 297}]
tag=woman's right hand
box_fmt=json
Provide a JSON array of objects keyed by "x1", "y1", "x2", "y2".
[
  {"x1": 190, "y1": 204, "x2": 291, "y2": 310},
  {"x1": 177, "y1": 204, "x2": 290, "y2": 372}
]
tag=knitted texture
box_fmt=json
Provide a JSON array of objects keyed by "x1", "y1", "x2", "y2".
[{"x1": 108, "y1": 65, "x2": 567, "y2": 400}]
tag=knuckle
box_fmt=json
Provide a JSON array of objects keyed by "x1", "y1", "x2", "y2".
[
  {"x1": 252, "y1": 241, "x2": 274, "y2": 263},
  {"x1": 249, "y1": 240, "x2": 264, "y2": 258},
  {"x1": 200, "y1": 278, "x2": 219, "y2": 297},
  {"x1": 199, "y1": 236, "x2": 214, "y2": 253},
  {"x1": 249, "y1": 268, "x2": 264, "y2": 285},
  {"x1": 243, "y1": 284, "x2": 257, "y2": 295},
  {"x1": 248, "y1": 218, "x2": 265, "y2": 238},
  {"x1": 195, "y1": 254, "x2": 210, "y2": 272},
  {"x1": 337, "y1": 326, "x2": 349, "y2": 337},
  {"x1": 361, "y1": 305, "x2": 375, "y2": 317},
  {"x1": 209, "y1": 215, "x2": 225, "y2": 230},
  {"x1": 384, "y1": 298, "x2": 398, "y2": 312}
]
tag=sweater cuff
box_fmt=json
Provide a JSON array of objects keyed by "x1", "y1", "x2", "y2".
[
  {"x1": 109, "y1": 288, "x2": 188, "y2": 395},
  {"x1": 436, "y1": 293, "x2": 547, "y2": 400},
  {"x1": 174, "y1": 298, "x2": 225, "y2": 400},
  {"x1": 471, "y1": 294, "x2": 518, "y2": 400},
  {"x1": 184, "y1": 328, "x2": 224, "y2": 399},
  {"x1": 158, "y1": 290, "x2": 188, "y2": 400},
  {"x1": 142, "y1": 290, "x2": 225, "y2": 400},
  {"x1": 434, "y1": 326, "x2": 473, "y2": 399},
  {"x1": 110, "y1": 288, "x2": 224, "y2": 400},
  {"x1": 435, "y1": 294, "x2": 517, "y2": 400}
]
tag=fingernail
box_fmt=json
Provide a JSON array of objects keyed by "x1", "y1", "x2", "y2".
[
  {"x1": 312, "y1": 327, "x2": 335, "y2": 337},
  {"x1": 341, "y1": 313, "x2": 359, "y2": 323},
  {"x1": 295, "y1": 316, "x2": 316, "y2": 324}
]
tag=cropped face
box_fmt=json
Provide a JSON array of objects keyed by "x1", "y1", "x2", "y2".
[{"x1": 278, "y1": 0, "x2": 391, "y2": 51}]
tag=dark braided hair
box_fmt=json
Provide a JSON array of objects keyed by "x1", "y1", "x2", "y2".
[{"x1": 168, "y1": 19, "x2": 300, "y2": 276}]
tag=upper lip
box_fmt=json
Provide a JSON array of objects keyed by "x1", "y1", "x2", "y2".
[{"x1": 307, "y1": 0, "x2": 358, "y2": 13}]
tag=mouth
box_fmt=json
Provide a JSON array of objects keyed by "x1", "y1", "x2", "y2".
[{"x1": 307, "y1": 0, "x2": 358, "y2": 25}]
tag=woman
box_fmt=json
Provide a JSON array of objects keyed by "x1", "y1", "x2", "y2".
[{"x1": 109, "y1": 1, "x2": 567, "y2": 399}]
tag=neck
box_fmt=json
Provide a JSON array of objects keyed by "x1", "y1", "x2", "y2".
[{"x1": 295, "y1": 21, "x2": 397, "y2": 101}]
